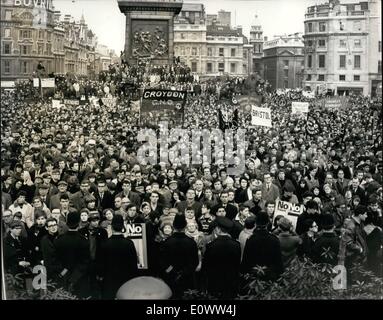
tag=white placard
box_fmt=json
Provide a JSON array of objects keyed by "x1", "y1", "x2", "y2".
[
  {"x1": 251, "y1": 106, "x2": 272, "y2": 128},
  {"x1": 273, "y1": 199, "x2": 304, "y2": 231},
  {"x1": 292, "y1": 102, "x2": 309, "y2": 114}
]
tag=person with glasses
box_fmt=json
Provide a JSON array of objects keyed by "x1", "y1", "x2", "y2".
[
  {"x1": 297, "y1": 219, "x2": 318, "y2": 261},
  {"x1": 2, "y1": 209, "x2": 14, "y2": 238},
  {"x1": 41, "y1": 218, "x2": 61, "y2": 284}
]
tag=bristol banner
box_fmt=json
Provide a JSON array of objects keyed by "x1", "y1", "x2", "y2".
[
  {"x1": 141, "y1": 89, "x2": 187, "y2": 126},
  {"x1": 251, "y1": 106, "x2": 272, "y2": 128}
]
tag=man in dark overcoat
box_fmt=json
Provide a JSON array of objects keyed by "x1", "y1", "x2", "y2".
[
  {"x1": 241, "y1": 212, "x2": 284, "y2": 281},
  {"x1": 54, "y1": 211, "x2": 91, "y2": 298},
  {"x1": 160, "y1": 213, "x2": 199, "y2": 298},
  {"x1": 97, "y1": 215, "x2": 138, "y2": 300},
  {"x1": 202, "y1": 217, "x2": 241, "y2": 299}
]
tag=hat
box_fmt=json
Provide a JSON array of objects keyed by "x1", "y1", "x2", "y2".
[
  {"x1": 302, "y1": 191, "x2": 313, "y2": 199},
  {"x1": 354, "y1": 205, "x2": 368, "y2": 216},
  {"x1": 42, "y1": 173, "x2": 51, "y2": 179},
  {"x1": 335, "y1": 196, "x2": 346, "y2": 207},
  {"x1": 215, "y1": 216, "x2": 234, "y2": 233},
  {"x1": 283, "y1": 181, "x2": 296, "y2": 193},
  {"x1": 66, "y1": 211, "x2": 80, "y2": 229},
  {"x1": 278, "y1": 217, "x2": 292, "y2": 231},
  {"x1": 255, "y1": 211, "x2": 270, "y2": 227},
  {"x1": 322, "y1": 214, "x2": 335, "y2": 230},
  {"x1": 173, "y1": 213, "x2": 187, "y2": 230},
  {"x1": 39, "y1": 184, "x2": 50, "y2": 190},
  {"x1": 111, "y1": 215, "x2": 125, "y2": 232},
  {"x1": 17, "y1": 190, "x2": 27, "y2": 198},
  {"x1": 10, "y1": 220, "x2": 23, "y2": 229},
  {"x1": 89, "y1": 212, "x2": 101, "y2": 221},
  {"x1": 58, "y1": 180, "x2": 68, "y2": 186},
  {"x1": 169, "y1": 180, "x2": 178, "y2": 185},
  {"x1": 368, "y1": 195, "x2": 378, "y2": 205}
]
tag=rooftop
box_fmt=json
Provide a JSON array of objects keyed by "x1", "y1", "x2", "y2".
[
  {"x1": 207, "y1": 25, "x2": 244, "y2": 37},
  {"x1": 181, "y1": 3, "x2": 204, "y2": 12}
]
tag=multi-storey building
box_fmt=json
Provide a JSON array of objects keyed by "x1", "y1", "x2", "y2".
[
  {"x1": 262, "y1": 33, "x2": 305, "y2": 89},
  {"x1": 217, "y1": 10, "x2": 231, "y2": 27},
  {"x1": 174, "y1": 3, "x2": 207, "y2": 73},
  {"x1": 0, "y1": 0, "x2": 115, "y2": 80},
  {"x1": 206, "y1": 25, "x2": 248, "y2": 76},
  {"x1": 1, "y1": 0, "x2": 57, "y2": 80},
  {"x1": 303, "y1": 0, "x2": 382, "y2": 96},
  {"x1": 249, "y1": 15, "x2": 264, "y2": 75},
  {"x1": 174, "y1": 3, "x2": 249, "y2": 76}
]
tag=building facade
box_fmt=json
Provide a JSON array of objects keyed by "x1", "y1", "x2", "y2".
[
  {"x1": 262, "y1": 34, "x2": 305, "y2": 89},
  {"x1": 174, "y1": 3, "x2": 249, "y2": 77},
  {"x1": 249, "y1": 15, "x2": 264, "y2": 75},
  {"x1": 174, "y1": 3, "x2": 207, "y2": 73},
  {"x1": 1, "y1": 0, "x2": 57, "y2": 80},
  {"x1": 303, "y1": 0, "x2": 382, "y2": 96},
  {"x1": 1, "y1": 0, "x2": 115, "y2": 81}
]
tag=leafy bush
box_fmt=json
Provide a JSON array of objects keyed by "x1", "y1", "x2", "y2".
[
  {"x1": 239, "y1": 258, "x2": 383, "y2": 300},
  {"x1": 4, "y1": 273, "x2": 79, "y2": 300},
  {"x1": 182, "y1": 259, "x2": 382, "y2": 300}
]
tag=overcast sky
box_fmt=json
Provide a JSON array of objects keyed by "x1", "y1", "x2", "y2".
[{"x1": 53, "y1": 0, "x2": 363, "y2": 52}]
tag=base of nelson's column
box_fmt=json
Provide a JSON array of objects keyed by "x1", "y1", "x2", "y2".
[{"x1": 118, "y1": 0, "x2": 183, "y2": 65}]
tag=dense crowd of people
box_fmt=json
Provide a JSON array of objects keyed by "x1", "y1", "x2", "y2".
[{"x1": 2, "y1": 58, "x2": 382, "y2": 300}]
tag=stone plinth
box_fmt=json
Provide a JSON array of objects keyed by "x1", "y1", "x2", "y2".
[{"x1": 118, "y1": 0, "x2": 183, "y2": 65}]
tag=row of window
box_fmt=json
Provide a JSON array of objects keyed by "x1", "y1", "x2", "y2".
[
  {"x1": 306, "y1": 20, "x2": 362, "y2": 33},
  {"x1": 3, "y1": 28, "x2": 53, "y2": 40},
  {"x1": 2, "y1": 43, "x2": 52, "y2": 55},
  {"x1": 3, "y1": 60, "x2": 30, "y2": 74},
  {"x1": 305, "y1": 74, "x2": 361, "y2": 81},
  {"x1": 307, "y1": 54, "x2": 361, "y2": 69},
  {"x1": 176, "y1": 47, "x2": 240, "y2": 57},
  {"x1": 187, "y1": 62, "x2": 243, "y2": 73}
]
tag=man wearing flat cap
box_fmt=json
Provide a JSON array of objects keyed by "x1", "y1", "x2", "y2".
[
  {"x1": 49, "y1": 180, "x2": 71, "y2": 210},
  {"x1": 201, "y1": 216, "x2": 241, "y2": 299}
]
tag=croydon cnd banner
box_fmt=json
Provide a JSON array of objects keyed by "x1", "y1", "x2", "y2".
[{"x1": 140, "y1": 89, "x2": 187, "y2": 126}]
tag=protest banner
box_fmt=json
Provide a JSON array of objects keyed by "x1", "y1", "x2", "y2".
[
  {"x1": 273, "y1": 200, "x2": 304, "y2": 231},
  {"x1": 323, "y1": 97, "x2": 349, "y2": 111},
  {"x1": 306, "y1": 115, "x2": 322, "y2": 136},
  {"x1": 101, "y1": 97, "x2": 117, "y2": 107},
  {"x1": 251, "y1": 106, "x2": 272, "y2": 128},
  {"x1": 141, "y1": 89, "x2": 187, "y2": 126},
  {"x1": 33, "y1": 78, "x2": 40, "y2": 87},
  {"x1": 1, "y1": 81, "x2": 15, "y2": 88},
  {"x1": 63, "y1": 99, "x2": 80, "y2": 106},
  {"x1": 52, "y1": 99, "x2": 61, "y2": 109},
  {"x1": 125, "y1": 223, "x2": 148, "y2": 269},
  {"x1": 292, "y1": 102, "x2": 309, "y2": 115},
  {"x1": 41, "y1": 78, "x2": 55, "y2": 88}
]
